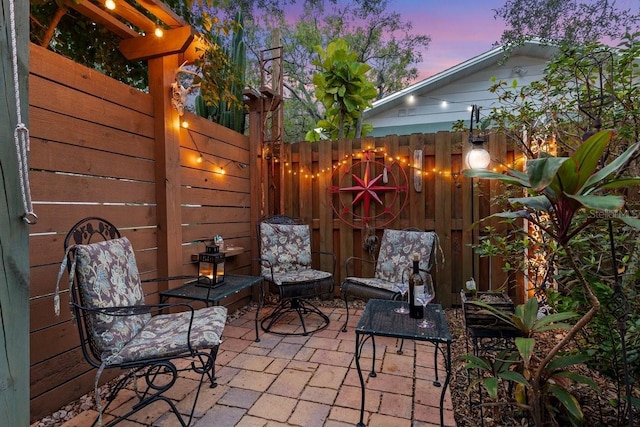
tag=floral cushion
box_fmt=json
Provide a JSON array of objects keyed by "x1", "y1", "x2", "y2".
[
  {"x1": 270, "y1": 269, "x2": 332, "y2": 286},
  {"x1": 344, "y1": 277, "x2": 399, "y2": 292},
  {"x1": 374, "y1": 229, "x2": 438, "y2": 283},
  {"x1": 259, "y1": 222, "x2": 312, "y2": 277},
  {"x1": 107, "y1": 305, "x2": 227, "y2": 365},
  {"x1": 73, "y1": 237, "x2": 150, "y2": 359}
]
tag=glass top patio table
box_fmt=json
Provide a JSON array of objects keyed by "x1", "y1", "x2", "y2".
[
  {"x1": 354, "y1": 299, "x2": 452, "y2": 427},
  {"x1": 355, "y1": 299, "x2": 452, "y2": 342}
]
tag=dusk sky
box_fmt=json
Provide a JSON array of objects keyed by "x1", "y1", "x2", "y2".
[{"x1": 393, "y1": 0, "x2": 506, "y2": 80}]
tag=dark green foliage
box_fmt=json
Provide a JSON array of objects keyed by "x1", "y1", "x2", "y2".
[
  {"x1": 306, "y1": 38, "x2": 377, "y2": 141},
  {"x1": 30, "y1": 1, "x2": 148, "y2": 90},
  {"x1": 495, "y1": 0, "x2": 640, "y2": 46},
  {"x1": 195, "y1": 11, "x2": 247, "y2": 133},
  {"x1": 549, "y1": 272, "x2": 640, "y2": 391},
  {"x1": 462, "y1": 297, "x2": 595, "y2": 426}
]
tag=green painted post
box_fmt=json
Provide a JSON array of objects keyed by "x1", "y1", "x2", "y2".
[{"x1": 0, "y1": 0, "x2": 30, "y2": 425}]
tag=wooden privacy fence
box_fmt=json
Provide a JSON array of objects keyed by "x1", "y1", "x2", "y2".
[
  {"x1": 273, "y1": 133, "x2": 520, "y2": 308},
  {"x1": 28, "y1": 44, "x2": 254, "y2": 421}
]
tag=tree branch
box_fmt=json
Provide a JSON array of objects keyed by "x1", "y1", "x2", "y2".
[{"x1": 41, "y1": 6, "x2": 67, "y2": 48}]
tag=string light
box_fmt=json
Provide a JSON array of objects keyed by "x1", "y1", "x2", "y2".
[
  {"x1": 154, "y1": 27, "x2": 164, "y2": 38},
  {"x1": 281, "y1": 145, "x2": 520, "y2": 180},
  {"x1": 186, "y1": 129, "x2": 246, "y2": 175},
  {"x1": 105, "y1": 0, "x2": 116, "y2": 10}
]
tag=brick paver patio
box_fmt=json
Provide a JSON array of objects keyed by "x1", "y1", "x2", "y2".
[{"x1": 59, "y1": 304, "x2": 456, "y2": 427}]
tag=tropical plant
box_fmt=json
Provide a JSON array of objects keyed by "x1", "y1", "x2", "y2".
[
  {"x1": 463, "y1": 129, "x2": 640, "y2": 425},
  {"x1": 253, "y1": 0, "x2": 430, "y2": 142},
  {"x1": 463, "y1": 297, "x2": 599, "y2": 425},
  {"x1": 306, "y1": 38, "x2": 377, "y2": 141},
  {"x1": 194, "y1": 11, "x2": 247, "y2": 133},
  {"x1": 547, "y1": 272, "x2": 640, "y2": 425}
]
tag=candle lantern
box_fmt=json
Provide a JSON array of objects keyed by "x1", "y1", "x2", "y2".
[{"x1": 197, "y1": 244, "x2": 225, "y2": 287}]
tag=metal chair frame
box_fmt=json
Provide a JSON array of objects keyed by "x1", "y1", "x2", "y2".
[
  {"x1": 340, "y1": 228, "x2": 439, "y2": 332},
  {"x1": 63, "y1": 217, "x2": 223, "y2": 427},
  {"x1": 256, "y1": 215, "x2": 335, "y2": 336}
]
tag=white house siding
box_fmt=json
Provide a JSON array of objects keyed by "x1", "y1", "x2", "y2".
[{"x1": 365, "y1": 43, "x2": 557, "y2": 137}]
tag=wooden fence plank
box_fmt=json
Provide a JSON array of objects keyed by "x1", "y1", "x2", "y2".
[
  {"x1": 318, "y1": 140, "x2": 334, "y2": 276},
  {"x1": 28, "y1": 204, "x2": 156, "y2": 236},
  {"x1": 30, "y1": 75, "x2": 154, "y2": 138},
  {"x1": 298, "y1": 142, "x2": 313, "y2": 223},
  {"x1": 434, "y1": 132, "x2": 453, "y2": 307},
  {"x1": 30, "y1": 368, "x2": 120, "y2": 422},
  {"x1": 30, "y1": 44, "x2": 153, "y2": 116},
  {"x1": 31, "y1": 172, "x2": 156, "y2": 203},
  {"x1": 31, "y1": 138, "x2": 156, "y2": 182},
  {"x1": 30, "y1": 347, "x2": 94, "y2": 399},
  {"x1": 383, "y1": 135, "x2": 403, "y2": 230},
  {"x1": 487, "y1": 132, "x2": 510, "y2": 291},
  {"x1": 30, "y1": 108, "x2": 155, "y2": 159},
  {"x1": 180, "y1": 187, "x2": 251, "y2": 207},
  {"x1": 337, "y1": 139, "x2": 354, "y2": 290},
  {"x1": 180, "y1": 163, "x2": 250, "y2": 189}
]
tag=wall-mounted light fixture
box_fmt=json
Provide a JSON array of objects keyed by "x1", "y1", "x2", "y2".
[
  {"x1": 413, "y1": 149, "x2": 423, "y2": 192},
  {"x1": 465, "y1": 104, "x2": 490, "y2": 169}
]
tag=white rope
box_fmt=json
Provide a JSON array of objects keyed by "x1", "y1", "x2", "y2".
[{"x1": 8, "y1": 0, "x2": 37, "y2": 224}]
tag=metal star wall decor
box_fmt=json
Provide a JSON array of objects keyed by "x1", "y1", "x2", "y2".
[{"x1": 330, "y1": 150, "x2": 409, "y2": 228}]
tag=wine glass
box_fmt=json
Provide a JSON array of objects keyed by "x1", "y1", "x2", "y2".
[
  {"x1": 416, "y1": 276, "x2": 435, "y2": 328},
  {"x1": 393, "y1": 282, "x2": 409, "y2": 314}
]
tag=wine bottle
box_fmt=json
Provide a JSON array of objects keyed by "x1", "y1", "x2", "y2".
[{"x1": 408, "y1": 253, "x2": 424, "y2": 319}]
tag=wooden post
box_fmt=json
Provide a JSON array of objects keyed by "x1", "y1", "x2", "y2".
[
  {"x1": 1, "y1": 0, "x2": 30, "y2": 424},
  {"x1": 246, "y1": 95, "x2": 265, "y2": 276},
  {"x1": 148, "y1": 55, "x2": 183, "y2": 286}
]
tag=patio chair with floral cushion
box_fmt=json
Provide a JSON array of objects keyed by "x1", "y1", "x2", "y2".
[
  {"x1": 256, "y1": 215, "x2": 335, "y2": 336},
  {"x1": 54, "y1": 217, "x2": 227, "y2": 427},
  {"x1": 340, "y1": 228, "x2": 440, "y2": 332}
]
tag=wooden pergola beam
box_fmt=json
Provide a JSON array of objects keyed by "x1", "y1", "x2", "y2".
[
  {"x1": 136, "y1": 0, "x2": 187, "y2": 28},
  {"x1": 119, "y1": 25, "x2": 195, "y2": 61},
  {"x1": 66, "y1": 0, "x2": 138, "y2": 39},
  {"x1": 107, "y1": 0, "x2": 158, "y2": 35}
]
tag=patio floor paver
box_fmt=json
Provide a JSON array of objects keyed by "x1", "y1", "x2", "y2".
[{"x1": 56, "y1": 305, "x2": 456, "y2": 427}]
